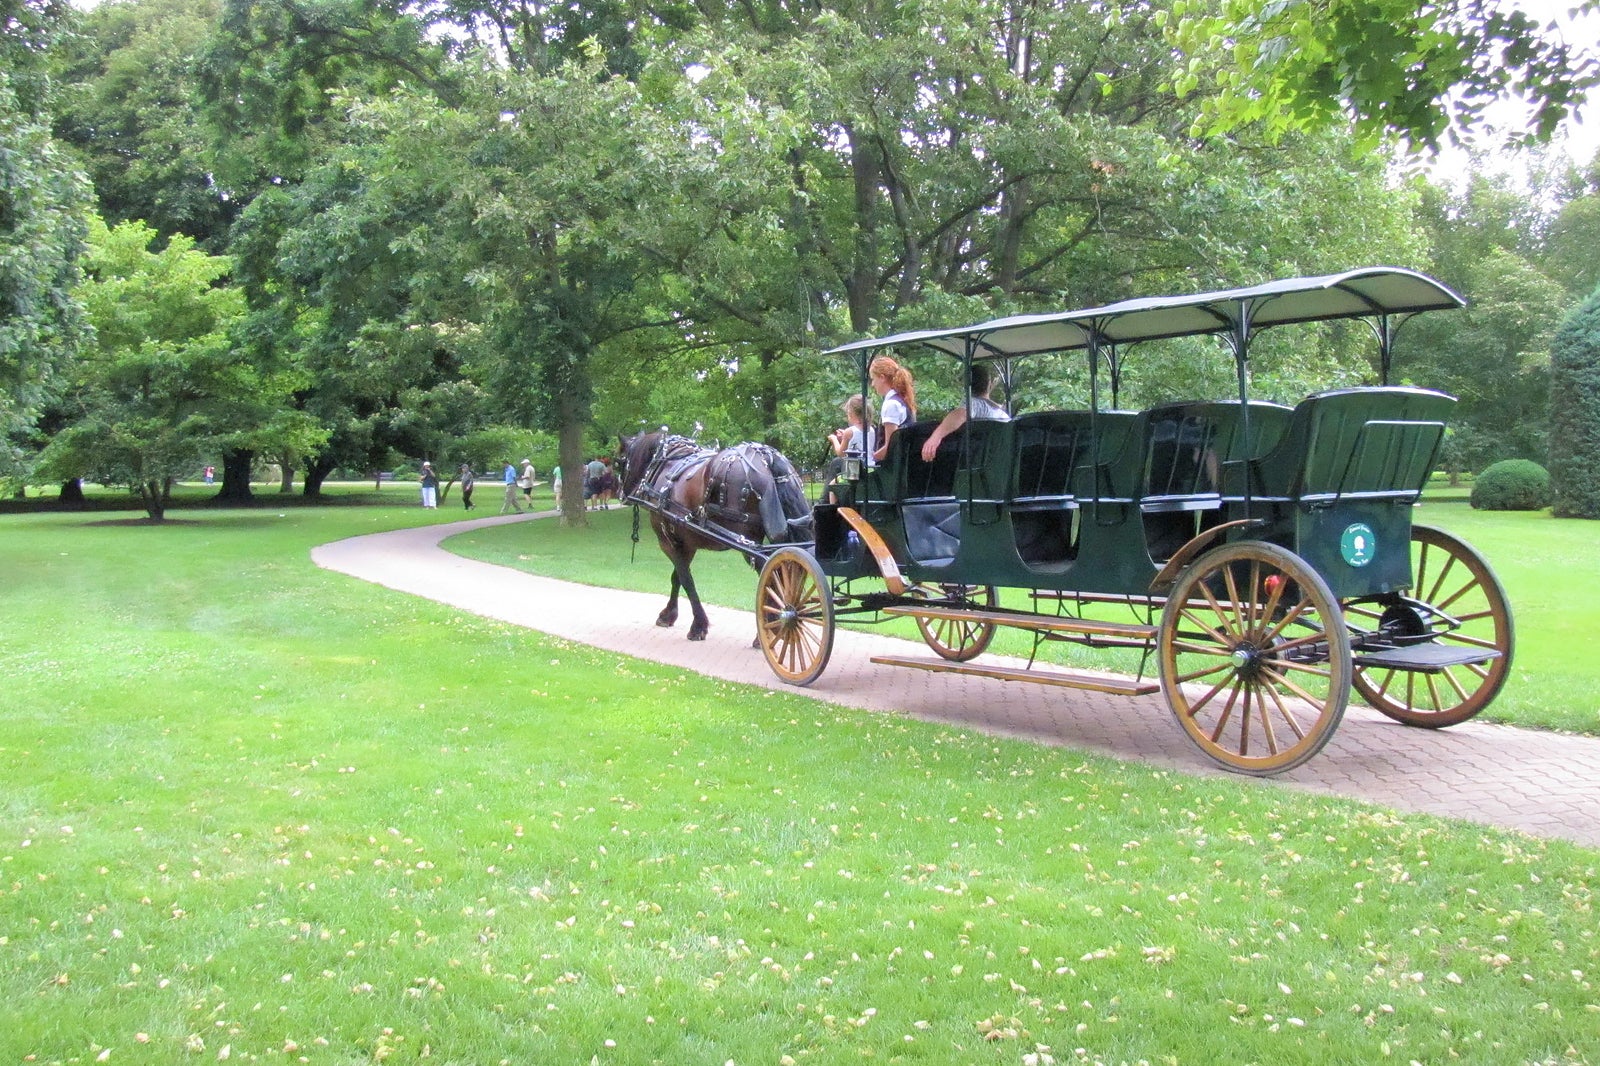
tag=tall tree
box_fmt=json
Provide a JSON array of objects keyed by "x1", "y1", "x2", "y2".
[
  {"x1": 1542, "y1": 154, "x2": 1600, "y2": 298},
  {"x1": 51, "y1": 0, "x2": 239, "y2": 250},
  {"x1": 651, "y1": 0, "x2": 1423, "y2": 455},
  {"x1": 226, "y1": 157, "x2": 470, "y2": 495},
  {"x1": 1404, "y1": 170, "x2": 1578, "y2": 471},
  {"x1": 2, "y1": 0, "x2": 91, "y2": 485},
  {"x1": 342, "y1": 55, "x2": 732, "y2": 520},
  {"x1": 1548, "y1": 284, "x2": 1600, "y2": 517},
  {"x1": 40, "y1": 218, "x2": 257, "y2": 518}
]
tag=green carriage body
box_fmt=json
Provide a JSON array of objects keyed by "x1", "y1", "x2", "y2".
[{"x1": 754, "y1": 267, "x2": 1513, "y2": 776}]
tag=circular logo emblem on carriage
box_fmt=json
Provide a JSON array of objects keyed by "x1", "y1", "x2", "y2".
[{"x1": 1340, "y1": 523, "x2": 1376, "y2": 567}]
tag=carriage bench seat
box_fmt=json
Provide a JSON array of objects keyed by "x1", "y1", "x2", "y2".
[
  {"x1": 1009, "y1": 409, "x2": 1135, "y2": 510},
  {"x1": 899, "y1": 420, "x2": 1018, "y2": 565},
  {"x1": 1248, "y1": 387, "x2": 1455, "y2": 505},
  {"x1": 1141, "y1": 400, "x2": 1293, "y2": 510}
]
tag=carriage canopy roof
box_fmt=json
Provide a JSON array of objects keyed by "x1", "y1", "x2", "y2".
[{"x1": 825, "y1": 267, "x2": 1465, "y2": 362}]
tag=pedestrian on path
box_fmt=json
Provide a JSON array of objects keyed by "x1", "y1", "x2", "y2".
[
  {"x1": 419, "y1": 462, "x2": 439, "y2": 509},
  {"x1": 500, "y1": 461, "x2": 523, "y2": 514},
  {"x1": 585, "y1": 456, "x2": 606, "y2": 510},
  {"x1": 459, "y1": 463, "x2": 475, "y2": 510},
  {"x1": 520, "y1": 459, "x2": 536, "y2": 508}
]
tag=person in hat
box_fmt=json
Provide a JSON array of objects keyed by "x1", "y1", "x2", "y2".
[{"x1": 419, "y1": 461, "x2": 439, "y2": 509}]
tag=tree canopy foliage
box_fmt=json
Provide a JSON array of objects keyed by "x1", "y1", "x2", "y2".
[
  {"x1": 1176, "y1": 0, "x2": 1600, "y2": 153},
  {"x1": 4, "y1": 0, "x2": 1599, "y2": 512},
  {"x1": 2, "y1": 1, "x2": 91, "y2": 481},
  {"x1": 1548, "y1": 285, "x2": 1600, "y2": 517},
  {"x1": 39, "y1": 218, "x2": 260, "y2": 517}
]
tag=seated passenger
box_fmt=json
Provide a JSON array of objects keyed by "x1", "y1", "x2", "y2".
[
  {"x1": 920, "y1": 363, "x2": 1010, "y2": 462},
  {"x1": 869, "y1": 355, "x2": 918, "y2": 463},
  {"x1": 823, "y1": 394, "x2": 876, "y2": 503},
  {"x1": 827, "y1": 393, "x2": 876, "y2": 469}
]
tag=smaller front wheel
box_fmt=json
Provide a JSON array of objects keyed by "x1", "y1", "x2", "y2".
[
  {"x1": 1159, "y1": 542, "x2": 1350, "y2": 776},
  {"x1": 757, "y1": 547, "x2": 835, "y2": 686}
]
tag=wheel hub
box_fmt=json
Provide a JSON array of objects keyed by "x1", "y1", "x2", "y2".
[{"x1": 1230, "y1": 644, "x2": 1264, "y2": 678}]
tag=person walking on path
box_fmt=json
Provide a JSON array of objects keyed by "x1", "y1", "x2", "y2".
[
  {"x1": 519, "y1": 459, "x2": 536, "y2": 508},
  {"x1": 552, "y1": 466, "x2": 563, "y2": 513},
  {"x1": 584, "y1": 456, "x2": 607, "y2": 510},
  {"x1": 419, "y1": 462, "x2": 439, "y2": 509},
  {"x1": 500, "y1": 461, "x2": 523, "y2": 514},
  {"x1": 458, "y1": 463, "x2": 476, "y2": 510}
]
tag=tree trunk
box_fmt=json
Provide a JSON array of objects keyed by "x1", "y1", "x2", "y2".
[
  {"x1": 278, "y1": 453, "x2": 295, "y2": 493},
  {"x1": 302, "y1": 455, "x2": 336, "y2": 498},
  {"x1": 140, "y1": 479, "x2": 166, "y2": 520},
  {"x1": 558, "y1": 417, "x2": 588, "y2": 526},
  {"x1": 59, "y1": 479, "x2": 85, "y2": 505},
  {"x1": 216, "y1": 448, "x2": 255, "y2": 502},
  {"x1": 845, "y1": 124, "x2": 881, "y2": 333}
]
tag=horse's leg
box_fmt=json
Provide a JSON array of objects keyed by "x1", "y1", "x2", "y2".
[
  {"x1": 656, "y1": 568, "x2": 680, "y2": 628},
  {"x1": 676, "y1": 547, "x2": 711, "y2": 641},
  {"x1": 653, "y1": 522, "x2": 682, "y2": 628}
]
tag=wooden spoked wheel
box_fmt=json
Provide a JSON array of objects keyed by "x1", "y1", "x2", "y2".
[
  {"x1": 1159, "y1": 542, "x2": 1351, "y2": 776},
  {"x1": 1346, "y1": 525, "x2": 1514, "y2": 728},
  {"x1": 756, "y1": 547, "x2": 835, "y2": 686},
  {"x1": 912, "y1": 583, "x2": 999, "y2": 661}
]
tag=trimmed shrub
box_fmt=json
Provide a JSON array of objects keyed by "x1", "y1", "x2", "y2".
[
  {"x1": 1470, "y1": 459, "x2": 1552, "y2": 511},
  {"x1": 1548, "y1": 287, "x2": 1600, "y2": 518}
]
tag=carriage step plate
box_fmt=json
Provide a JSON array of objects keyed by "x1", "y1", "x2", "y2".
[
  {"x1": 881, "y1": 606, "x2": 1158, "y2": 641},
  {"x1": 1353, "y1": 644, "x2": 1503, "y2": 672},
  {"x1": 870, "y1": 654, "x2": 1161, "y2": 696}
]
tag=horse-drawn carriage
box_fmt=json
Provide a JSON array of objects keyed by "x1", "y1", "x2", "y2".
[{"x1": 624, "y1": 267, "x2": 1514, "y2": 776}]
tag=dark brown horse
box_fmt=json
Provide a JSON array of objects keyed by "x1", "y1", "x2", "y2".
[{"x1": 618, "y1": 431, "x2": 813, "y2": 641}]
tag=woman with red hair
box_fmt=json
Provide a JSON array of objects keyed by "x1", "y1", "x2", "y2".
[{"x1": 868, "y1": 355, "x2": 917, "y2": 463}]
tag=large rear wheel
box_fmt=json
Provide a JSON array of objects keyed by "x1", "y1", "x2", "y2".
[
  {"x1": 912, "y1": 583, "x2": 999, "y2": 661},
  {"x1": 1346, "y1": 525, "x2": 1513, "y2": 727},
  {"x1": 756, "y1": 547, "x2": 835, "y2": 686},
  {"x1": 1159, "y1": 542, "x2": 1350, "y2": 776}
]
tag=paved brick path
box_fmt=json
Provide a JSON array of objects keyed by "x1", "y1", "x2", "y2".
[{"x1": 313, "y1": 511, "x2": 1600, "y2": 851}]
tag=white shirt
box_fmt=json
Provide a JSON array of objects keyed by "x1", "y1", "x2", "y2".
[
  {"x1": 967, "y1": 395, "x2": 1010, "y2": 422},
  {"x1": 880, "y1": 390, "x2": 909, "y2": 430},
  {"x1": 840, "y1": 424, "x2": 878, "y2": 467}
]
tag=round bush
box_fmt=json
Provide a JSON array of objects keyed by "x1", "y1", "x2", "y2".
[{"x1": 1470, "y1": 459, "x2": 1552, "y2": 511}]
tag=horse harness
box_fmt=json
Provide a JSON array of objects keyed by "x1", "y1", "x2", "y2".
[{"x1": 629, "y1": 434, "x2": 811, "y2": 558}]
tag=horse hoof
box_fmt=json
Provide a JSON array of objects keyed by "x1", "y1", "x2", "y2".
[
  {"x1": 689, "y1": 629, "x2": 708, "y2": 642},
  {"x1": 655, "y1": 618, "x2": 675, "y2": 629}
]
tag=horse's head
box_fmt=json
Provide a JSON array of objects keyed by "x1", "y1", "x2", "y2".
[{"x1": 616, "y1": 431, "x2": 662, "y2": 497}]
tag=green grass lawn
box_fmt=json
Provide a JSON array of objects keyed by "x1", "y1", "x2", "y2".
[{"x1": 3, "y1": 493, "x2": 1597, "y2": 1064}]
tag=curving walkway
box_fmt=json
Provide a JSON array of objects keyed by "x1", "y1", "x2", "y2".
[{"x1": 313, "y1": 511, "x2": 1600, "y2": 850}]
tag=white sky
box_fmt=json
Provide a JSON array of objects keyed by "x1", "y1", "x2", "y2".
[{"x1": 1445, "y1": 1, "x2": 1600, "y2": 168}]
